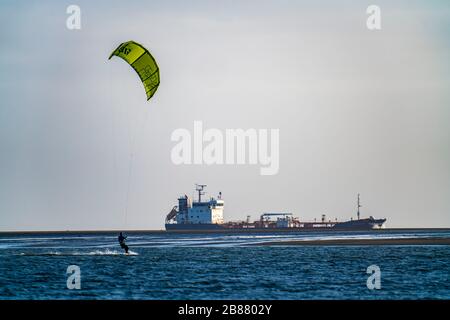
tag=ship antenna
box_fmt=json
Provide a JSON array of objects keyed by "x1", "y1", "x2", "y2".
[
  {"x1": 195, "y1": 184, "x2": 207, "y2": 203},
  {"x1": 357, "y1": 193, "x2": 361, "y2": 220}
]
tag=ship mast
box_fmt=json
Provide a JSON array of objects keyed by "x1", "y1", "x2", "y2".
[
  {"x1": 196, "y1": 184, "x2": 207, "y2": 203},
  {"x1": 357, "y1": 193, "x2": 361, "y2": 220}
]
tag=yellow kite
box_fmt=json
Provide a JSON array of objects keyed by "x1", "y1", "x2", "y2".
[{"x1": 109, "y1": 41, "x2": 160, "y2": 101}]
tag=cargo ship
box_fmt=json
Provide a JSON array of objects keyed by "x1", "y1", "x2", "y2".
[{"x1": 165, "y1": 185, "x2": 386, "y2": 231}]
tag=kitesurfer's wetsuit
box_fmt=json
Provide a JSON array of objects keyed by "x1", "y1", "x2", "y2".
[{"x1": 118, "y1": 233, "x2": 129, "y2": 253}]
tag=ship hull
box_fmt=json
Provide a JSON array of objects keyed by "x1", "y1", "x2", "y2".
[
  {"x1": 333, "y1": 218, "x2": 386, "y2": 230},
  {"x1": 165, "y1": 223, "x2": 226, "y2": 231},
  {"x1": 165, "y1": 218, "x2": 386, "y2": 232}
]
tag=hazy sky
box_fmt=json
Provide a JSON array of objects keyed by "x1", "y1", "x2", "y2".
[{"x1": 0, "y1": 0, "x2": 449, "y2": 231}]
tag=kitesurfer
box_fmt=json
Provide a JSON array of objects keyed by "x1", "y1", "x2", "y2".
[{"x1": 118, "y1": 232, "x2": 129, "y2": 254}]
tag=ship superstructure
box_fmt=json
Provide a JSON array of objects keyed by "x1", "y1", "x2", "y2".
[{"x1": 166, "y1": 184, "x2": 225, "y2": 229}]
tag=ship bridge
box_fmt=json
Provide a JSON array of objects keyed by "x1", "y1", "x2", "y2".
[{"x1": 169, "y1": 184, "x2": 224, "y2": 225}]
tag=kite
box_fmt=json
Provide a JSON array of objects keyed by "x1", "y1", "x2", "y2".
[{"x1": 109, "y1": 40, "x2": 160, "y2": 100}]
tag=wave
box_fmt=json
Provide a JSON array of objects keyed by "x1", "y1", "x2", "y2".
[
  {"x1": 5, "y1": 231, "x2": 449, "y2": 251},
  {"x1": 0, "y1": 236, "x2": 108, "y2": 242},
  {"x1": 86, "y1": 249, "x2": 138, "y2": 256},
  {"x1": 17, "y1": 249, "x2": 138, "y2": 256},
  {"x1": 18, "y1": 251, "x2": 63, "y2": 256}
]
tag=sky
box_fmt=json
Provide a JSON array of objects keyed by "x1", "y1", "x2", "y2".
[{"x1": 0, "y1": 0, "x2": 449, "y2": 231}]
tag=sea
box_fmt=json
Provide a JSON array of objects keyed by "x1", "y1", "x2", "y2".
[{"x1": 0, "y1": 229, "x2": 449, "y2": 300}]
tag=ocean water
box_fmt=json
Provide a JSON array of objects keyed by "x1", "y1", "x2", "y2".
[{"x1": 0, "y1": 230, "x2": 449, "y2": 300}]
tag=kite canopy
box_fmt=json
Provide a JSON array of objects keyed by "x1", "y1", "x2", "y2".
[{"x1": 109, "y1": 40, "x2": 160, "y2": 101}]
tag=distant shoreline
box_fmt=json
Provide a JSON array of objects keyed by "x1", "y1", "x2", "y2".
[
  {"x1": 250, "y1": 237, "x2": 450, "y2": 246},
  {"x1": 1, "y1": 228, "x2": 450, "y2": 236}
]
